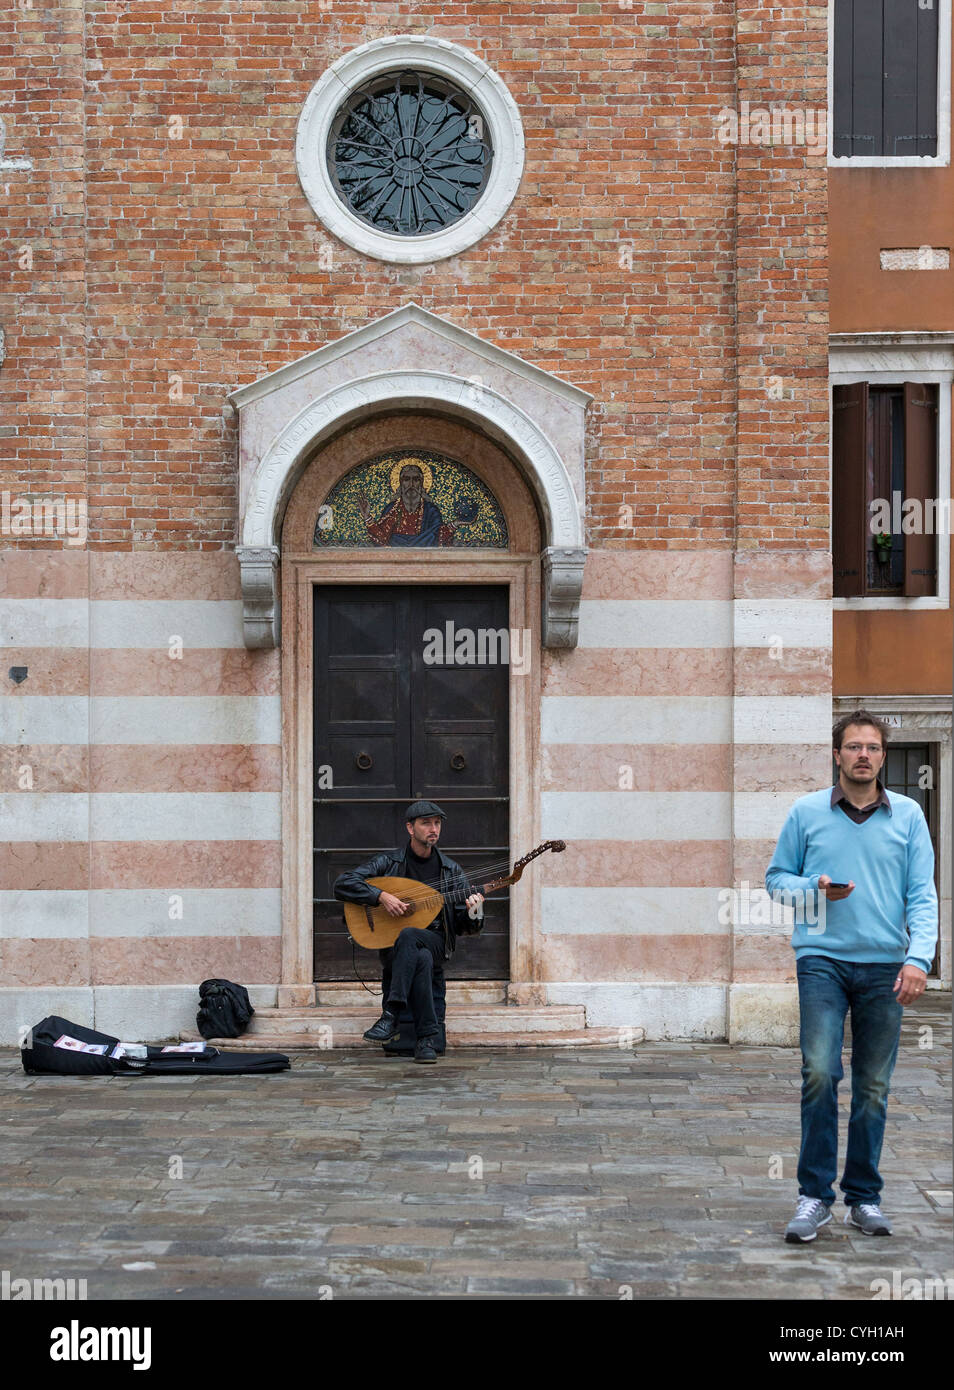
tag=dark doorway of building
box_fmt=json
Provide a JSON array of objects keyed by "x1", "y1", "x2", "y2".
[
  {"x1": 837, "y1": 740, "x2": 942, "y2": 976},
  {"x1": 313, "y1": 584, "x2": 510, "y2": 980},
  {"x1": 884, "y1": 742, "x2": 940, "y2": 977}
]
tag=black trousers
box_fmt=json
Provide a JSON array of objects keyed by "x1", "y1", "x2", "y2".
[{"x1": 381, "y1": 928, "x2": 445, "y2": 1040}]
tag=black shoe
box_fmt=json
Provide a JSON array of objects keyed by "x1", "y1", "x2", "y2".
[
  {"x1": 363, "y1": 1010, "x2": 400, "y2": 1043},
  {"x1": 414, "y1": 1038, "x2": 438, "y2": 1064}
]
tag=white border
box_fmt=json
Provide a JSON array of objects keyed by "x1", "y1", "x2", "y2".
[
  {"x1": 296, "y1": 36, "x2": 525, "y2": 264},
  {"x1": 830, "y1": 340, "x2": 952, "y2": 610},
  {"x1": 828, "y1": 0, "x2": 951, "y2": 167}
]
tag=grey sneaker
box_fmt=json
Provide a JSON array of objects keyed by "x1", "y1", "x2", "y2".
[
  {"x1": 784, "y1": 1196, "x2": 833, "y2": 1243},
  {"x1": 845, "y1": 1203, "x2": 892, "y2": 1236}
]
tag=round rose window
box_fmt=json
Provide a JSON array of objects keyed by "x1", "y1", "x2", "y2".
[{"x1": 327, "y1": 70, "x2": 493, "y2": 236}]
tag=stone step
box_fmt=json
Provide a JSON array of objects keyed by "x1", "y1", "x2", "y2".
[
  {"x1": 317, "y1": 981, "x2": 506, "y2": 1005},
  {"x1": 181, "y1": 1026, "x2": 632, "y2": 1050},
  {"x1": 251, "y1": 1011, "x2": 589, "y2": 1034},
  {"x1": 241, "y1": 1004, "x2": 590, "y2": 1038},
  {"x1": 181, "y1": 1004, "x2": 643, "y2": 1050}
]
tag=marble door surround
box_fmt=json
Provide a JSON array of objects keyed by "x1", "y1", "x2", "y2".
[
  {"x1": 225, "y1": 308, "x2": 590, "y2": 1006},
  {"x1": 278, "y1": 414, "x2": 544, "y2": 1004},
  {"x1": 227, "y1": 304, "x2": 592, "y2": 650}
]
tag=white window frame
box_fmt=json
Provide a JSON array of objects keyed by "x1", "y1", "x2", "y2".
[
  {"x1": 828, "y1": 0, "x2": 952, "y2": 168},
  {"x1": 829, "y1": 335, "x2": 953, "y2": 611},
  {"x1": 296, "y1": 36, "x2": 525, "y2": 264}
]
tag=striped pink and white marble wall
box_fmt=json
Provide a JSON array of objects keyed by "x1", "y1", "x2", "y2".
[
  {"x1": 541, "y1": 551, "x2": 832, "y2": 1040},
  {"x1": 1, "y1": 547, "x2": 834, "y2": 1044},
  {"x1": 0, "y1": 551, "x2": 281, "y2": 1042},
  {"x1": 728, "y1": 552, "x2": 833, "y2": 1041}
]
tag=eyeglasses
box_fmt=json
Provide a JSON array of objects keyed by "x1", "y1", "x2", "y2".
[{"x1": 841, "y1": 744, "x2": 883, "y2": 755}]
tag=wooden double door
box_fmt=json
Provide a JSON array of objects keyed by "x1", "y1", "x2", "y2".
[{"x1": 313, "y1": 584, "x2": 510, "y2": 979}]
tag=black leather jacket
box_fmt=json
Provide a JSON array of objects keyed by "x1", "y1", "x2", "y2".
[{"x1": 333, "y1": 844, "x2": 483, "y2": 959}]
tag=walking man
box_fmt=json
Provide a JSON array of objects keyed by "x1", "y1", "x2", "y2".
[
  {"x1": 333, "y1": 801, "x2": 484, "y2": 1063},
  {"x1": 767, "y1": 711, "x2": 938, "y2": 1242}
]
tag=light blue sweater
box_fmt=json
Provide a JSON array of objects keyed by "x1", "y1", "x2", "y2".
[{"x1": 766, "y1": 787, "x2": 938, "y2": 973}]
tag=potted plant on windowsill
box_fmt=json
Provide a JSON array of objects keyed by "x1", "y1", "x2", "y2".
[{"x1": 874, "y1": 531, "x2": 893, "y2": 565}]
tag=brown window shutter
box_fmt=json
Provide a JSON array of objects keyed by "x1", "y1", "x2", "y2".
[
  {"x1": 903, "y1": 383, "x2": 938, "y2": 598},
  {"x1": 832, "y1": 382, "x2": 868, "y2": 597}
]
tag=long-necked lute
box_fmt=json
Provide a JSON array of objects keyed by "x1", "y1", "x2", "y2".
[{"x1": 343, "y1": 840, "x2": 566, "y2": 950}]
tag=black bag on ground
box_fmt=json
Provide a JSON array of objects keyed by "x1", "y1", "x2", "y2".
[
  {"x1": 21, "y1": 1016, "x2": 289, "y2": 1076},
  {"x1": 196, "y1": 978, "x2": 254, "y2": 1039}
]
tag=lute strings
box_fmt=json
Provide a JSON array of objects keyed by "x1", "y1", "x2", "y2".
[
  {"x1": 371, "y1": 848, "x2": 548, "y2": 912},
  {"x1": 380, "y1": 857, "x2": 514, "y2": 911}
]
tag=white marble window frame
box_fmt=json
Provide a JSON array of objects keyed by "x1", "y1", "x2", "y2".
[
  {"x1": 296, "y1": 36, "x2": 525, "y2": 264},
  {"x1": 830, "y1": 339, "x2": 953, "y2": 611},
  {"x1": 827, "y1": 0, "x2": 952, "y2": 168}
]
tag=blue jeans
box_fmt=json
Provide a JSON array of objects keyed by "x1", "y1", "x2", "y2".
[{"x1": 796, "y1": 956, "x2": 903, "y2": 1208}]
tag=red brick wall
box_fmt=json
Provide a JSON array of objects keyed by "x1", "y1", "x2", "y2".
[
  {"x1": 734, "y1": 3, "x2": 830, "y2": 552},
  {"x1": 1, "y1": 1, "x2": 87, "y2": 539},
  {"x1": 2, "y1": 2, "x2": 829, "y2": 552}
]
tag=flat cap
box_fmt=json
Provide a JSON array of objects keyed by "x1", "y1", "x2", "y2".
[{"x1": 404, "y1": 799, "x2": 446, "y2": 822}]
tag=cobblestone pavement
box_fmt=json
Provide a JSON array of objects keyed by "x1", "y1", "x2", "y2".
[{"x1": 1, "y1": 1000, "x2": 949, "y2": 1301}]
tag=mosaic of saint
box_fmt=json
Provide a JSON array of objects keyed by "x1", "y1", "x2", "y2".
[{"x1": 313, "y1": 450, "x2": 509, "y2": 549}]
